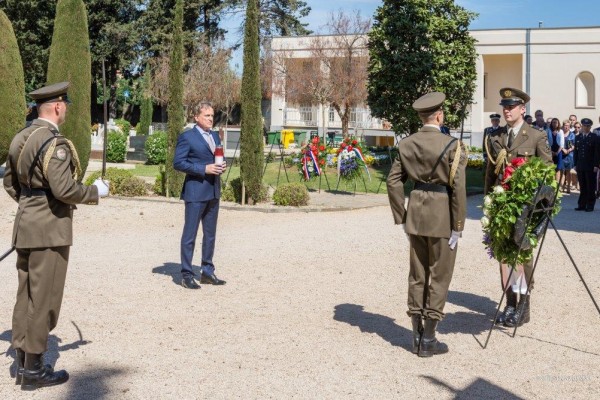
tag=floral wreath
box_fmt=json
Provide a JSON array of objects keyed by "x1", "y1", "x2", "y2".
[
  {"x1": 335, "y1": 137, "x2": 370, "y2": 182},
  {"x1": 298, "y1": 137, "x2": 327, "y2": 180},
  {"x1": 481, "y1": 157, "x2": 561, "y2": 266}
]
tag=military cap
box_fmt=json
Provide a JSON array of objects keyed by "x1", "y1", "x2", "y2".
[
  {"x1": 499, "y1": 87, "x2": 530, "y2": 106},
  {"x1": 581, "y1": 118, "x2": 593, "y2": 126},
  {"x1": 413, "y1": 92, "x2": 445, "y2": 113},
  {"x1": 490, "y1": 113, "x2": 501, "y2": 119},
  {"x1": 29, "y1": 82, "x2": 71, "y2": 105}
]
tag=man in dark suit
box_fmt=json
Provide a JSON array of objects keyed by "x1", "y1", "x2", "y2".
[
  {"x1": 174, "y1": 102, "x2": 227, "y2": 289},
  {"x1": 387, "y1": 92, "x2": 467, "y2": 357},
  {"x1": 574, "y1": 118, "x2": 600, "y2": 212},
  {"x1": 484, "y1": 88, "x2": 552, "y2": 328}
]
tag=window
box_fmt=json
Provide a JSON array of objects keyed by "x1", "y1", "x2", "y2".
[
  {"x1": 575, "y1": 72, "x2": 595, "y2": 108},
  {"x1": 329, "y1": 107, "x2": 335, "y2": 123}
]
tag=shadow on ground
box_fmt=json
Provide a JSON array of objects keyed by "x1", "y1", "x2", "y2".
[
  {"x1": 62, "y1": 365, "x2": 128, "y2": 400},
  {"x1": 423, "y1": 376, "x2": 525, "y2": 400},
  {"x1": 333, "y1": 303, "x2": 413, "y2": 352},
  {"x1": 152, "y1": 262, "x2": 204, "y2": 287}
]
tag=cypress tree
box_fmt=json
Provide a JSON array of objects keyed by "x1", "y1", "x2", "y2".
[
  {"x1": 0, "y1": 10, "x2": 26, "y2": 165},
  {"x1": 240, "y1": 0, "x2": 263, "y2": 203},
  {"x1": 46, "y1": 0, "x2": 92, "y2": 176},
  {"x1": 137, "y1": 69, "x2": 153, "y2": 136},
  {"x1": 165, "y1": 0, "x2": 185, "y2": 197}
]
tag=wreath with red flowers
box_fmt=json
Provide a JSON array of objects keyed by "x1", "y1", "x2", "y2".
[{"x1": 297, "y1": 137, "x2": 328, "y2": 180}]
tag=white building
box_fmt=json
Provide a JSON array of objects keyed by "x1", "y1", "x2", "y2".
[{"x1": 269, "y1": 26, "x2": 600, "y2": 146}]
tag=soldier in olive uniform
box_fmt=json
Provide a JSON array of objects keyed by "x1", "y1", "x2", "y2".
[
  {"x1": 3, "y1": 82, "x2": 104, "y2": 391},
  {"x1": 387, "y1": 92, "x2": 467, "y2": 357},
  {"x1": 482, "y1": 114, "x2": 504, "y2": 163},
  {"x1": 484, "y1": 88, "x2": 552, "y2": 328},
  {"x1": 573, "y1": 118, "x2": 600, "y2": 212}
]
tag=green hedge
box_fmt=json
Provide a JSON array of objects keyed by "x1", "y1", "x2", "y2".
[
  {"x1": 115, "y1": 118, "x2": 131, "y2": 135},
  {"x1": 106, "y1": 130, "x2": 127, "y2": 163},
  {"x1": 221, "y1": 177, "x2": 268, "y2": 204},
  {"x1": 145, "y1": 130, "x2": 167, "y2": 165},
  {"x1": 273, "y1": 183, "x2": 309, "y2": 206},
  {"x1": 85, "y1": 168, "x2": 147, "y2": 197}
]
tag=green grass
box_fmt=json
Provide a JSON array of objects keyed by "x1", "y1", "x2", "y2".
[{"x1": 131, "y1": 164, "x2": 162, "y2": 177}]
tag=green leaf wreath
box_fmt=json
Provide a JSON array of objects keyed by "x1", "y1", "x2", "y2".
[{"x1": 481, "y1": 157, "x2": 561, "y2": 266}]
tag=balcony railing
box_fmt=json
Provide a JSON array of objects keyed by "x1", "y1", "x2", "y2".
[{"x1": 283, "y1": 106, "x2": 385, "y2": 130}]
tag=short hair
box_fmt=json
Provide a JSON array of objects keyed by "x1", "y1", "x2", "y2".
[
  {"x1": 534, "y1": 109, "x2": 543, "y2": 117},
  {"x1": 418, "y1": 108, "x2": 442, "y2": 123},
  {"x1": 569, "y1": 114, "x2": 577, "y2": 120},
  {"x1": 191, "y1": 101, "x2": 213, "y2": 116},
  {"x1": 562, "y1": 119, "x2": 571, "y2": 126}
]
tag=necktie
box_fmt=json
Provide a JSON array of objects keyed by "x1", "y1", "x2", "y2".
[
  {"x1": 507, "y1": 128, "x2": 515, "y2": 148},
  {"x1": 204, "y1": 131, "x2": 216, "y2": 152}
]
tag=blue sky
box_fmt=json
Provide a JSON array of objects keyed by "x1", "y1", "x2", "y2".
[{"x1": 223, "y1": 0, "x2": 600, "y2": 72}]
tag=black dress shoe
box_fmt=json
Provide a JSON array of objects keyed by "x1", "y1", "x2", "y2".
[
  {"x1": 21, "y1": 353, "x2": 68, "y2": 391},
  {"x1": 585, "y1": 208, "x2": 594, "y2": 212},
  {"x1": 200, "y1": 273, "x2": 226, "y2": 285},
  {"x1": 181, "y1": 276, "x2": 200, "y2": 289},
  {"x1": 574, "y1": 207, "x2": 585, "y2": 211}
]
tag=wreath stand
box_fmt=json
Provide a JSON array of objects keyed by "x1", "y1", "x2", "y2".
[
  {"x1": 482, "y1": 177, "x2": 600, "y2": 349},
  {"x1": 335, "y1": 171, "x2": 368, "y2": 195}
]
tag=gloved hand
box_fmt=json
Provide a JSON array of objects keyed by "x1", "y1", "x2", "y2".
[
  {"x1": 92, "y1": 178, "x2": 110, "y2": 198},
  {"x1": 448, "y1": 230, "x2": 462, "y2": 250}
]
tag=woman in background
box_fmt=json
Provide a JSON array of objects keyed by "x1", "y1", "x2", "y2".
[
  {"x1": 547, "y1": 118, "x2": 564, "y2": 183},
  {"x1": 561, "y1": 120, "x2": 576, "y2": 193}
]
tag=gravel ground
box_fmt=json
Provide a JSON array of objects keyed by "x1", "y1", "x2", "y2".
[{"x1": 0, "y1": 188, "x2": 599, "y2": 399}]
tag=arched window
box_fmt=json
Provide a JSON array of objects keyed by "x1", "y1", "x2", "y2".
[{"x1": 575, "y1": 72, "x2": 595, "y2": 108}]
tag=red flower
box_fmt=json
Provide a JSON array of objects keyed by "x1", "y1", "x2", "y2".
[
  {"x1": 511, "y1": 157, "x2": 527, "y2": 168},
  {"x1": 319, "y1": 159, "x2": 325, "y2": 166},
  {"x1": 348, "y1": 145, "x2": 353, "y2": 151},
  {"x1": 352, "y1": 140, "x2": 358, "y2": 145},
  {"x1": 341, "y1": 142, "x2": 347, "y2": 148},
  {"x1": 502, "y1": 165, "x2": 515, "y2": 185},
  {"x1": 337, "y1": 148, "x2": 341, "y2": 154},
  {"x1": 312, "y1": 137, "x2": 319, "y2": 144},
  {"x1": 319, "y1": 145, "x2": 325, "y2": 151}
]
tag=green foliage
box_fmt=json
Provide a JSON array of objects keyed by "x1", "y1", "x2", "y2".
[
  {"x1": 145, "y1": 130, "x2": 167, "y2": 165},
  {"x1": 240, "y1": 0, "x2": 264, "y2": 203},
  {"x1": 272, "y1": 183, "x2": 309, "y2": 206},
  {"x1": 85, "y1": 167, "x2": 147, "y2": 196},
  {"x1": 0, "y1": 10, "x2": 26, "y2": 164},
  {"x1": 367, "y1": 0, "x2": 478, "y2": 135},
  {"x1": 46, "y1": 0, "x2": 92, "y2": 175},
  {"x1": 221, "y1": 177, "x2": 268, "y2": 204},
  {"x1": 137, "y1": 72, "x2": 153, "y2": 135},
  {"x1": 114, "y1": 118, "x2": 131, "y2": 135},
  {"x1": 165, "y1": 0, "x2": 186, "y2": 197},
  {"x1": 482, "y1": 158, "x2": 561, "y2": 265},
  {"x1": 106, "y1": 130, "x2": 127, "y2": 163}
]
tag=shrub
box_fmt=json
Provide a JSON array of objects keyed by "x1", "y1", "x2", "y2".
[
  {"x1": 152, "y1": 168, "x2": 181, "y2": 197},
  {"x1": 115, "y1": 118, "x2": 131, "y2": 136},
  {"x1": 145, "y1": 130, "x2": 167, "y2": 165},
  {"x1": 106, "y1": 130, "x2": 127, "y2": 162},
  {"x1": 272, "y1": 183, "x2": 309, "y2": 206},
  {"x1": 85, "y1": 168, "x2": 147, "y2": 196},
  {"x1": 221, "y1": 177, "x2": 268, "y2": 204}
]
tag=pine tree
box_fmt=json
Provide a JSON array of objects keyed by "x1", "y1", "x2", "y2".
[
  {"x1": 240, "y1": 0, "x2": 263, "y2": 203},
  {"x1": 137, "y1": 69, "x2": 153, "y2": 136},
  {"x1": 46, "y1": 0, "x2": 92, "y2": 175},
  {"x1": 0, "y1": 10, "x2": 26, "y2": 164},
  {"x1": 165, "y1": 0, "x2": 185, "y2": 197}
]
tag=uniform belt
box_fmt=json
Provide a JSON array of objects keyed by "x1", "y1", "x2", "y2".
[
  {"x1": 414, "y1": 181, "x2": 448, "y2": 193},
  {"x1": 20, "y1": 186, "x2": 51, "y2": 197}
]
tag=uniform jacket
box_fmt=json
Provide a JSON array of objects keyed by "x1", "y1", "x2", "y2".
[
  {"x1": 387, "y1": 126, "x2": 467, "y2": 238},
  {"x1": 484, "y1": 123, "x2": 552, "y2": 194},
  {"x1": 3, "y1": 119, "x2": 99, "y2": 248},
  {"x1": 574, "y1": 131, "x2": 600, "y2": 171},
  {"x1": 173, "y1": 126, "x2": 222, "y2": 202}
]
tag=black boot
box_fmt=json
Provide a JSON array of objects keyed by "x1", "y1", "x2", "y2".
[
  {"x1": 505, "y1": 294, "x2": 531, "y2": 327},
  {"x1": 21, "y1": 353, "x2": 69, "y2": 391},
  {"x1": 411, "y1": 315, "x2": 423, "y2": 354},
  {"x1": 14, "y1": 348, "x2": 25, "y2": 385},
  {"x1": 418, "y1": 319, "x2": 449, "y2": 357},
  {"x1": 495, "y1": 288, "x2": 517, "y2": 324}
]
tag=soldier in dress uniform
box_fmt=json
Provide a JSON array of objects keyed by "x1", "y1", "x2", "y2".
[
  {"x1": 573, "y1": 118, "x2": 600, "y2": 212},
  {"x1": 482, "y1": 113, "x2": 504, "y2": 163},
  {"x1": 387, "y1": 92, "x2": 467, "y2": 357},
  {"x1": 483, "y1": 88, "x2": 552, "y2": 328},
  {"x1": 3, "y1": 82, "x2": 105, "y2": 391}
]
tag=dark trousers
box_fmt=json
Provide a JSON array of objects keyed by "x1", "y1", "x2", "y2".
[
  {"x1": 407, "y1": 235, "x2": 457, "y2": 321},
  {"x1": 576, "y1": 169, "x2": 597, "y2": 210},
  {"x1": 12, "y1": 246, "x2": 70, "y2": 354},
  {"x1": 180, "y1": 199, "x2": 220, "y2": 277}
]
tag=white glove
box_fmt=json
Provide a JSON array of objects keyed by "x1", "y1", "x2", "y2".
[
  {"x1": 93, "y1": 178, "x2": 109, "y2": 198},
  {"x1": 448, "y1": 230, "x2": 462, "y2": 250}
]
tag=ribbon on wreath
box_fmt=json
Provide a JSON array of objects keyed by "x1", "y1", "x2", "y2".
[{"x1": 302, "y1": 149, "x2": 321, "y2": 180}]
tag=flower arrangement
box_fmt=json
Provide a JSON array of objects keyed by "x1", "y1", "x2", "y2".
[
  {"x1": 297, "y1": 137, "x2": 328, "y2": 180},
  {"x1": 335, "y1": 137, "x2": 369, "y2": 182},
  {"x1": 481, "y1": 157, "x2": 561, "y2": 266}
]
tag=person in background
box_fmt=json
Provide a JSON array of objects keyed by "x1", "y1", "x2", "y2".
[
  {"x1": 561, "y1": 119, "x2": 576, "y2": 193},
  {"x1": 569, "y1": 114, "x2": 577, "y2": 133},
  {"x1": 574, "y1": 118, "x2": 600, "y2": 212},
  {"x1": 548, "y1": 118, "x2": 564, "y2": 182},
  {"x1": 532, "y1": 109, "x2": 547, "y2": 132},
  {"x1": 524, "y1": 114, "x2": 533, "y2": 125},
  {"x1": 571, "y1": 122, "x2": 581, "y2": 191}
]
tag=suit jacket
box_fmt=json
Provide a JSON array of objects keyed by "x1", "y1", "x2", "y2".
[
  {"x1": 574, "y1": 131, "x2": 600, "y2": 171},
  {"x1": 387, "y1": 126, "x2": 467, "y2": 238},
  {"x1": 173, "y1": 125, "x2": 222, "y2": 202},
  {"x1": 484, "y1": 123, "x2": 552, "y2": 194},
  {"x1": 3, "y1": 119, "x2": 98, "y2": 248}
]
